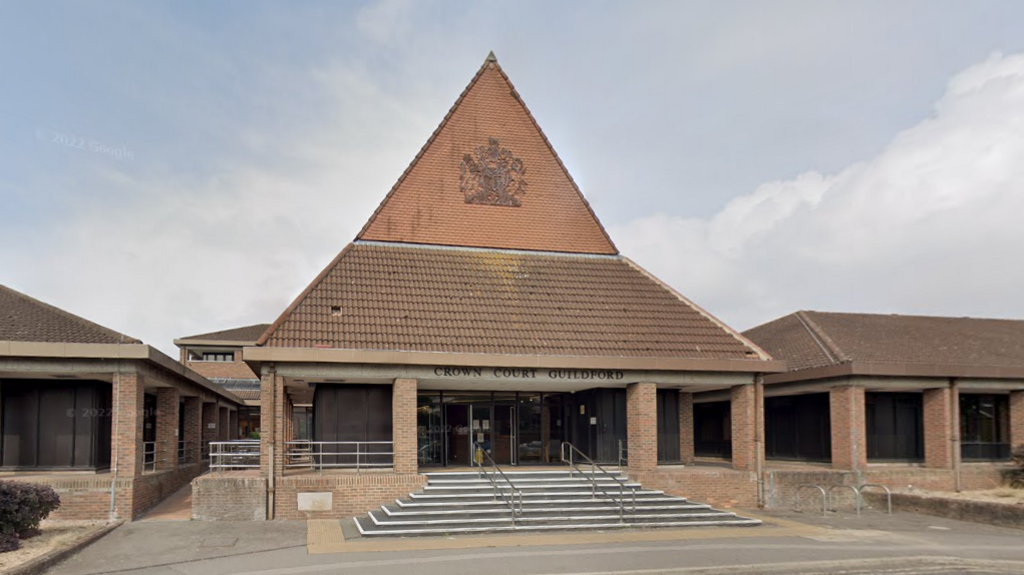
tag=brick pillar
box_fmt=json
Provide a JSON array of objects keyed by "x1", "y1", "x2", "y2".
[
  {"x1": 730, "y1": 385, "x2": 757, "y2": 471},
  {"x1": 830, "y1": 386, "x2": 867, "y2": 471},
  {"x1": 182, "y1": 397, "x2": 201, "y2": 465},
  {"x1": 1011, "y1": 391, "x2": 1024, "y2": 452},
  {"x1": 259, "y1": 371, "x2": 279, "y2": 476},
  {"x1": 155, "y1": 388, "x2": 180, "y2": 472},
  {"x1": 217, "y1": 407, "x2": 228, "y2": 441},
  {"x1": 923, "y1": 387, "x2": 954, "y2": 468},
  {"x1": 113, "y1": 372, "x2": 145, "y2": 477},
  {"x1": 393, "y1": 378, "x2": 417, "y2": 473},
  {"x1": 201, "y1": 402, "x2": 218, "y2": 458},
  {"x1": 679, "y1": 391, "x2": 695, "y2": 464},
  {"x1": 626, "y1": 382, "x2": 657, "y2": 471},
  {"x1": 229, "y1": 410, "x2": 238, "y2": 440}
]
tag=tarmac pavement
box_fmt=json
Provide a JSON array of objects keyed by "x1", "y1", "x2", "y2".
[{"x1": 43, "y1": 509, "x2": 1024, "y2": 575}]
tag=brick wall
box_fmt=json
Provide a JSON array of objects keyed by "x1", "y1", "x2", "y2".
[
  {"x1": 629, "y1": 468, "x2": 758, "y2": 509},
  {"x1": 112, "y1": 372, "x2": 144, "y2": 478},
  {"x1": 218, "y1": 406, "x2": 229, "y2": 442},
  {"x1": 393, "y1": 379, "x2": 417, "y2": 473},
  {"x1": 273, "y1": 474, "x2": 427, "y2": 520},
  {"x1": 923, "y1": 387, "x2": 955, "y2": 468},
  {"x1": 131, "y1": 463, "x2": 207, "y2": 519},
  {"x1": 155, "y1": 388, "x2": 180, "y2": 472},
  {"x1": 626, "y1": 382, "x2": 657, "y2": 471},
  {"x1": 202, "y1": 401, "x2": 218, "y2": 453},
  {"x1": 182, "y1": 397, "x2": 201, "y2": 465},
  {"x1": 830, "y1": 386, "x2": 867, "y2": 470},
  {"x1": 679, "y1": 392, "x2": 695, "y2": 464},
  {"x1": 730, "y1": 385, "x2": 757, "y2": 471},
  {"x1": 1010, "y1": 391, "x2": 1024, "y2": 450},
  {"x1": 184, "y1": 351, "x2": 258, "y2": 380},
  {"x1": 763, "y1": 464, "x2": 1010, "y2": 509},
  {"x1": 192, "y1": 474, "x2": 268, "y2": 521}
]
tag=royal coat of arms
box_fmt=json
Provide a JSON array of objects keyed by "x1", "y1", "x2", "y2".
[{"x1": 460, "y1": 137, "x2": 527, "y2": 207}]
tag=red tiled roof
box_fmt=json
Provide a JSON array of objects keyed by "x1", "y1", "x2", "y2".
[
  {"x1": 357, "y1": 53, "x2": 617, "y2": 255},
  {"x1": 260, "y1": 242, "x2": 763, "y2": 360},
  {"x1": 744, "y1": 311, "x2": 1024, "y2": 372},
  {"x1": 178, "y1": 323, "x2": 271, "y2": 343},
  {"x1": 0, "y1": 283, "x2": 141, "y2": 344}
]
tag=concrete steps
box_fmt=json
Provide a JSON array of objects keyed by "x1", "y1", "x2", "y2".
[{"x1": 353, "y1": 469, "x2": 760, "y2": 537}]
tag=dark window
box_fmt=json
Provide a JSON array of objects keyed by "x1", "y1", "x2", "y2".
[
  {"x1": 201, "y1": 352, "x2": 233, "y2": 362},
  {"x1": 693, "y1": 401, "x2": 731, "y2": 458},
  {"x1": 313, "y1": 384, "x2": 393, "y2": 466},
  {"x1": 960, "y1": 394, "x2": 1010, "y2": 460},
  {"x1": 866, "y1": 392, "x2": 924, "y2": 461},
  {"x1": 765, "y1": 393, "x2": 831, "y2": 462},
  {"x1": 656, "y1": 390, "x2": 681, "y2": 464},
  {"x1": 1, "y1": 380, "x2": 112, "y2": 470}
]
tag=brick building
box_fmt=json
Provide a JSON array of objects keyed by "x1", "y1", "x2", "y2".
[
  {"x1": 0, "y1": 283, "x2": 241, "y2": 520},
  {"x1": 742, "y1": 311, "x2": 1024, "y2": 503},
  {"x1": 193, "y1": 53, "x2": 785, "y2": 521},
  {"x1": 175, "y1": 324, "x2": 272, "y2": 438}
]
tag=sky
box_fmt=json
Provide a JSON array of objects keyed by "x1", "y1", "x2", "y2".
[{"x1": 2, "y1": 1, "x2": 1024, "y2": 356}]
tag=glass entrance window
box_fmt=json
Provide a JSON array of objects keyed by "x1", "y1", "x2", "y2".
[
  {"x1": 517, "y1": 394, "x2": 542, "y2": 464},
  {"x1": 417, "y1": 393, "x2": 443, "y2": 466},
  {"x1": 961, "y1": 394, "x2": 1010, "y2": 460}
]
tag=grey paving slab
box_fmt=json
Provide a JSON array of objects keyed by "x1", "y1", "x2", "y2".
[{"x1": 41, "y1": 511, "x2": 1024, "y2": 575}]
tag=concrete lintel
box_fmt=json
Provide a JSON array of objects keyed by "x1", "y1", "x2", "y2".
[
  {"x1": 270, "y1": 362, "x2": 755, "y2": 388},
  {"x1": 243, "y1": 346, "x2": 783, "y2": 374}
]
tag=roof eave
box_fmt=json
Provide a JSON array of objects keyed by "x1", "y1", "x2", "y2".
[{"x1": 763, "y1": 360, "x2": 1024, "y2": 384}]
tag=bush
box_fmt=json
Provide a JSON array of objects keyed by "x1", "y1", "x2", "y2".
[{"x1": 0, "y1": 481, "x2": 61, "y2": 553}]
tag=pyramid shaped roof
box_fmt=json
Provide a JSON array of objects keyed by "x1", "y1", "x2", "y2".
[
  {"x1": 357, "y1": 53, "x2": 617, "y2": 255},
  {"x1": 256, "y1": 55, "x2": 772, "y2": 368}
]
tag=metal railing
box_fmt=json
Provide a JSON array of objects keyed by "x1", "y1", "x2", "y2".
[
  {"x1": 200, "y1": 441, "x2": 211, "y2": 462},
  {"x1": 284, "y1": 440, "x2": 393, "y2": 474},
  {"x1": 143, "y1": 441, "x2": 157, "y2": 474},
  {"x1": 795, "y1": 484, "x2": 827, "y2": 517},
  {"x1": 560, "y1": 442, "x2": 636, "y2": 522},
  {"x1": 618, "y1": 439, "x2": 628, "y2": 467},
  {"x1": 210, "y1": 440, "x2": 261, "y2": 472},
  {"x1": 472, "y1": 442, "x2": 523, "y2": 526},
  {"x1": 177, "y1": 440, "x2": 193, "y2": 464}
]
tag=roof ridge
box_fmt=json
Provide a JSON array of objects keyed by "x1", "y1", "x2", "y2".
[
  {"x1": 795, "y1": 310, "x2": 847, "y2": 364},
  {"x1": 621, "y1": 257, "x2": 773, "y2": 361},
  {"x1": 0, "y1": 283, "x2": 141, "y2": 344},
  {"x1": 178, "y1": 322, "x2": 272, "y2": 341},
  {"x1": 355, "y1": 52, "x2": 617, "y2": 254}
]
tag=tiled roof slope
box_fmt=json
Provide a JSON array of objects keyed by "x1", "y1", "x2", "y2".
[
  {"x1": 0, "y1": 283, "x2": 141, "y2": 344},
  {"x1": 357, "y1": 54, "x2": 617, "y2": 255},
  {"x1": 744, "y1": 311, "x2": 1024, "y2": 372},
  {"x1": 178, "y1": 323, "x2": 271, "y2": 343},
  {"x1": 261, "y1": 243, "x2": 761, "y2": 360}
]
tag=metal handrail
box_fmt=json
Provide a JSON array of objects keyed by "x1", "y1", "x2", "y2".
[
  {"x1": 142, "y1": 441, "x2": 157, "y2": 474},
  {"x1": 210, "y1": 440, "x2": 261, "y2": 472},
  {"x1": 284, "y1": 440, "x2": 393, "y2": 474},
  {"x1": 472, "y1": 442, "x2": 523, "y2": 526},
  {"x1": 560, "y1": 442, "x2": 636, "y2": 523},
  {"x1": 827, "y1": 484, "x2": 861, "y2": 515},
  {"x1": 858, "y1": 483, "x2": 893, "y2": 514},
  {"x1": 795, "y1": 484, "x2": 827, "y2": 517}
]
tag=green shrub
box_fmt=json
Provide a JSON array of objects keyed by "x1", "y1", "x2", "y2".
[{"x1": 0, "y1": 481, "x2": 61, "y2": 553}]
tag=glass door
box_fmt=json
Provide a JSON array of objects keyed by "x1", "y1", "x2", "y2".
[
  {"x1": 492, "y1": 403, "x2": 515, "y2": 465},
  {"x1": 517, "y1": 393, "x2": 542, "y2": 465},
  {"x1": 470, "y1": 404, "x2": 491, "y2": 463}
]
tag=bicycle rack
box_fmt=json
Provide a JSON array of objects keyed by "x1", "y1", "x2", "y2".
[
  {"x1": 827, "y1": 485, "x2": 861, "y2": 515},
  {"x1": 858, "y1": 483, "x2": 893, "y2": 514},
  {"x1": 795, "y1": 484, "x2": 827, "y2": 517}
]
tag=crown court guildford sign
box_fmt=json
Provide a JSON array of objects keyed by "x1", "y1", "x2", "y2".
[{"x1": 433, "y1": 366, "x2": 625, "y2": 381}]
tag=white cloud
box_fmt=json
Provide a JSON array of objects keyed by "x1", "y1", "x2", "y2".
[{"x1": 613, "y1": 52, "x2": 1024, "y2": 331}]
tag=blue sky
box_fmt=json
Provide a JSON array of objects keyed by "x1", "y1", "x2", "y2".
[{"x1": 3, "y1": 1, "x2": 1024, "y2": 355}]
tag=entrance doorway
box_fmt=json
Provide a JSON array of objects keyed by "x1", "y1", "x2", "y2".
[{"x1": 418, "y1": 390, "x2": 624, "y2": 467}]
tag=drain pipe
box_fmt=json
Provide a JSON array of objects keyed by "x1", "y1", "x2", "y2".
[
  {"x1": 267, "y1": 366, "x2": 276, "y2": 520},
  {"x1": 951, "y1": 378, "x2": 962, "y2": 492},
  {"x1": 109, "y1": 364, "x2": 122, "y2": 522},
  {"x1": 755, "y1": 375, "x2": 766, "y2": 508}
]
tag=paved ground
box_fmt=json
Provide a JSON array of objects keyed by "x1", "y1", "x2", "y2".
[
  {"x1": 44, "y1": 509, "x2": 1024, "y2": 575},
  {"x1": 139, "y1": 484, "x2": 193, "y2": 522}
]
